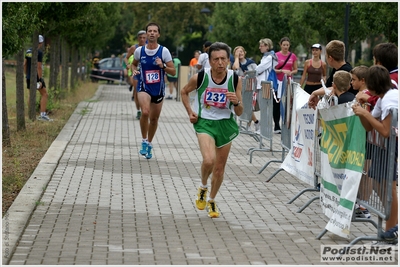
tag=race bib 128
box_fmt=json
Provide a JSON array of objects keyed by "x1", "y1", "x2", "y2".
[{"x1": 145, "y1": 70, "x2": 161, "y2": 84}]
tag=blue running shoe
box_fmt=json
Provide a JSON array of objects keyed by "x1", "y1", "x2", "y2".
[
  {"x1": 145, "y1": 145, "x2": 153, "y2": 159},
  {"x1": 381, "y1": 225, "x2": 398, "y2": 241},
  {"x1": 140, "y1": 141, "x2": 148, "y2": 156}
]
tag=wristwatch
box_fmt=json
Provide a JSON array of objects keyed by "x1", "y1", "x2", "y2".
[
  {"x1": 233, "y1": 100, "x2": 241, "y2": 107},
  {"x1": 162, "y1": 63, "x2": 167, "y2": 69}
]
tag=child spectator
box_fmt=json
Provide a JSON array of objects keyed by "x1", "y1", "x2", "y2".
[
  {"x1": 332, "y1": 70, "x2": 354, "y2": 104},
  {"x1": 350, "y1": 65, "x2": 372, "y2": 219},
  {"x1": 373, "y1": 43, "x2": 398, "y2": 89},
  {"x1": 351, "y1": 66, "x2": 370, "y2": 109},
  {"x1": 353, "y1": 65, "x2": 398, "y2": 245},
  {"x1": 356, "y1": 43, "x2": 398, "y2": 107}
]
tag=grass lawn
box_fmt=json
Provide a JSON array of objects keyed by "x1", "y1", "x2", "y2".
[{"x1": 2, "y1": 66, "x2": 99, "y2": 216}]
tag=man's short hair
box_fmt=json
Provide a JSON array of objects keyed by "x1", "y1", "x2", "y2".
[
  {"x1": 326, "y1": 40, "x2": 345, "y2": 62},
  {"x1": 204, "y1": 41, "x2": 212, "y2": 48},
  {"x1": 373, "y1": 43, "x2": 398, "y2": 71},
  {"x1": 333, "y1": 70, "x2": 351, "y2": 92},
  {"x1": 259, "y1": 38, "x2": 273, "y2": 51},
  {"x1": 146, "y1": 22, "x2": 161, "y2": 34},
  {"x1": 207, "y1": 42, "x2": 230, "y2": 59},
  {"x1": 350, "y1": 65, "x2": 369, "y2": 81}
]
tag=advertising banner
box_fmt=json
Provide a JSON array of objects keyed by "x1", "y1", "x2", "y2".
[{"x1": 318, "y1": 103, "x2": 366, "y2": 238}]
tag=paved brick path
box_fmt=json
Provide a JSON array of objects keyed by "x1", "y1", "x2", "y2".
[{"x1": 3, "y1": 84, "x2": 397, "y2": 265}]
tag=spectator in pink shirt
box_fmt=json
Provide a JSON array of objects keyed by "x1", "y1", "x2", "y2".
[{"x1": 273, "y1": 37, "x2": 298, "y2": 133}]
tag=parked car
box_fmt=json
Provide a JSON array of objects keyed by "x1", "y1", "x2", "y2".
[
  {"x1": 292, "y1": 67, "x2": 303, "y2": 84},
  {"x1": 90, "y1": 57, "x2": 124, "y2": 83}
]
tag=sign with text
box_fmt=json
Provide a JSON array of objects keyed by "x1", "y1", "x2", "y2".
[
  {"x1": 318, "y1": 103, "x2": 366, "y2": 238},
  {"x1": 281, "y1": 85, "x2": 317, "y2": 186}
]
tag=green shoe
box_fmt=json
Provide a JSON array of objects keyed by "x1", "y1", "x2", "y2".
[{"x1": 136, "y1": 110, "x2": 142, "y2": 119}]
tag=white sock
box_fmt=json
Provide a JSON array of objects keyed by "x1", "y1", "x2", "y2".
[
  {"x1": 142, "y1": 138, "x2": 148, "y2": 143},
  {"x1": 200, "y1": 183, "x2": 208, "y2": 188},
  {"x1": 207, "y1": 197, "x2": 214, "y2": 202},
  {"x1": 41, "y1": 112, "x2": 46, "y2": 116},
  {"x1": 148, "y1": 142, "x2": 152, "y2": 147}
]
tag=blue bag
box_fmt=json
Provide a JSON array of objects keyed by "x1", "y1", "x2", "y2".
[{"x1": 267, "y1": 68, "x2": 278, "y2": 91}]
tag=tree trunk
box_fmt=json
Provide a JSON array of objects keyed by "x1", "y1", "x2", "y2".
[
  {"x1": 70, "y1": 46, "x2": 78, "y2": 90},
  {"x1": 82, "y1": 48, "x2": 89, "y2": 82},
  {"x1": 49, "y1": 35, "x2": 57, "y2": 90},
  {"x1": 61, "y1": 38, "x2": 69, "y2": 94},
  {"x1": 54, "y1": 36, "x2": 61, "y2": 91},
  {"x1": 29, "y1": 31, "x2": 39, "y2": 121},
  {"x1": 16, "y1": 47, "x2": 26, "y2": 131},
  {"x1": 79, "y1": 48, "x2": 84, "y2": 81},
  {"x1": 2, "y1": 59, "x2": 11, "y2": 147}
]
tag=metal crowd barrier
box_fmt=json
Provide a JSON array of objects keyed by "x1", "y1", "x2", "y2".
[
  {"x1": 175, "y1": 63, "x2": 182, "y2": 101},
  {"x1": 287, "y1": 122, "x2": 321, "y2": 213},
  {"x1": 263, "y1": 77, "x2": 294, "y2": 180},
  {"x1": 317, "y1": 108, "x2": 398, "y2": 245},
  {"x1": 287, "y1": 93, "x2": 339, "y2": 213},
  {"x1": 286, "y1": 82, "x2": 321, "y2": 212},
  {"x1": 248, "y1": 80, "x2": 281, "y2": 163},
  {"x1": 238, "y1": 71, "x2": 260, "y2": 142}
]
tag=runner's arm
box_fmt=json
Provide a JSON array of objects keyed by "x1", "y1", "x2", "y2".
[
  {"x1": 163, "y1": 60, "x2": 176, "y2": 76},
  {"x1": 125, "y1": 46, "x2": 135, "y2": 69},
  {"x1": 181, "y1": 74, "x2": 199, "y2": 123}
]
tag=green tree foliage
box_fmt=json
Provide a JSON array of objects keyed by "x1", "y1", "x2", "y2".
[
  {"x1": 209, "y1": 2, "x2": 290, "y2": 59},
  {"x1": 352, "y1": 2, "x2": 398, "y2": 43},
  {"x1": 3, "y1": 2, "x2": 397, "y2": 65},
  {"x1": 2, "y1": 2, "x2": 45, "y2": 57},
  {"x1": 123, "y1": 2, "x2": 215, "y2": 63},
  {"x1": 278, "y1": 2, "x2": 397, "y2": 56},
  {"x1": 129, "y1": 2, "x2": 214, "y2": 44},
  {"x1": 279, "y1": 3, "x2": 326, "y2": 50}
]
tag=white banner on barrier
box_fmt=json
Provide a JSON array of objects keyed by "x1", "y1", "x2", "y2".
[
  {"x1": 281, "y1": 85, "x2": 317, "y2": 186},
  {"x1": 318, "y1": 103, "x2": 366, "y2": 239}
]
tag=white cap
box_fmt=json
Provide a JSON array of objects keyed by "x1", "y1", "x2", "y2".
[
  {"x1": 137, "y1": 30, "x2": 146, "y2": 37},
  {"x1": 311, "y1": 43, "x2": 322, "y2": 49},
  {"x1": 39, "y1": 35, "x2": 44, "y2": 43}
]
